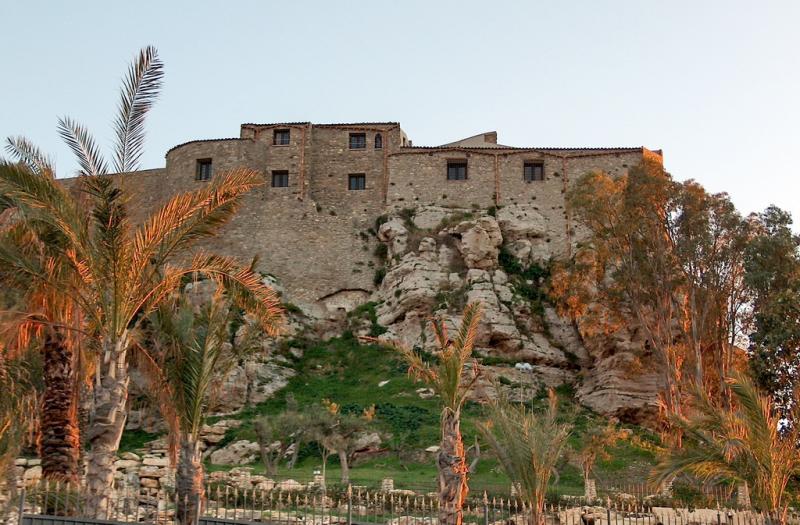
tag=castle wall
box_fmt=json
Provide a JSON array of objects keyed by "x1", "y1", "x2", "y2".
[
  {"x1": 387, "y1": 148, "x2": 648, "y2": 257},
  {"x1": 60, "y1": 122, "x2": 658, "y2": 310}
]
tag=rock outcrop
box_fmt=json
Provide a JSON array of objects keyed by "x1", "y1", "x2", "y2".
[{"x1": 367, "y1": 206, "x2": 659, "y2": 422}]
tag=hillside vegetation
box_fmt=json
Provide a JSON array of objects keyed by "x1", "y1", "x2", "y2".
[{"x1": 122, "y1": 334, "x2": 659, "y2": 496}]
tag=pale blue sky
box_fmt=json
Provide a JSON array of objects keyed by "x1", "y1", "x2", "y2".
[{"x1": 2, "y1": 1, "x2": 799, "y2": 225}]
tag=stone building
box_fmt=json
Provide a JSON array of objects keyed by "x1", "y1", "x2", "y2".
[{"x1": 111, "y1": 121, "x2": 662, "y2": 315}]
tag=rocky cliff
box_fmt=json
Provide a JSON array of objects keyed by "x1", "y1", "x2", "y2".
[{"x1": 351, "y1": 204, "x2": 660, "y2": 423}]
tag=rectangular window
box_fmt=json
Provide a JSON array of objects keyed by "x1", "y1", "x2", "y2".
[
  {"x1": 446, "y1": 161, "x2": 468, "y2": 181},
  {"x1": 271, "y1": 170, "x2": 289, "y2": 188},
  {"x1": 349, "y1": 133, "x2": 367, "y2": 149},
  {"x1": 273, "y1": 129, "x2": 290, "y2": 145},
  {"x1": 348, "y1": 173, "x2": 366, "y2": 191},
  {"x1": 524, "y1": 161, "x2": 545, "y2": 182},
  {"x1": 195, "y1": 158, "x2": 212, "y2": 181}
]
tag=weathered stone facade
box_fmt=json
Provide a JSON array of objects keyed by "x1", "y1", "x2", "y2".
[{"x1": 90, "y1": 122, "x2": 660, "y2": 315}]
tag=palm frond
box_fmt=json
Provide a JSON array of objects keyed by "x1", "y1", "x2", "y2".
[
  {"x1": 0, "y1": 163, "x2": 86, "y2": 249},
  {"x1": 452, "y1": 302, "x2": 482, "y2": 360},
  {"x1": 5, "y1": 136, "x2": 54, "y2": 178},
  {"x1": 112, "y1": 46, "x2": 164, "y2": 173},
  {"x1": 57, "y1": 116, "x2": 107, "y2": 177},
  {"x1": 130, "y1": 167, "x2": 262, "y2": 282},
  {"x1": 477, "y1": 390, "x2": 571, "y2": 513},
  {"x1": 651, "y1": 373, "x2": 800, "y2": 512},
  {"x1": 133, "y1": 252, "x2": 283, "y2": 337}
]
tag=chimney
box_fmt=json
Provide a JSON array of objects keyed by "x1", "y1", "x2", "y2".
[{"x1": 483, "y1": 131, "x2": 498, "y2": 144}]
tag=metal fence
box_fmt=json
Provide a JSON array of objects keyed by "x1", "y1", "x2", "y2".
[{"x1": 5, "y1": 482, "x2": 799, "y2": 525}]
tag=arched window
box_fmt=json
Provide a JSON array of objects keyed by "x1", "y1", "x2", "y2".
[{"x1": 375, "y1": 133, "x2": 383, "y2": 149}]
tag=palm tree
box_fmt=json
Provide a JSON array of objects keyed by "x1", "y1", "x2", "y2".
[
  {"x1": 651, "y1": 374, "x2": 800, "y2": 522},
  {"x1": 385, "y1": 302, "x2": 483, "y2": 525},
  {"x1": 0, "y1": 153, "x2": 84, "y2": 484},
  {"x1": 138, "y1": 287, "x2": 280, "y2": 525},
  {"x1": 0, "y1": 46, "x2": 283, "y2": 515},
  {"x1": 0, "y1": 349, "x2": 39, "y2": 520},
  {"x1": 477, "y1": 390, "x2": 572, "y2": 525}
]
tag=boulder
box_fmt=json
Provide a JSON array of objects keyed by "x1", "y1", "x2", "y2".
[
  {"x1": 211, "y1": 362, "x2": 295, "y2": 414},
  {"x1": 276, "y1": 479, "x2": 303, "y2": 491},
  {"x1": 209, "y1": 440, "x2": 261, "y2": 466},
  {"x1": 454, "y1": 217, "x2": 502, "y2": 269},
  {"x1": 23, "y1": 466, "x2": 42, "y2": 483},
  {"x1": 142, "y1": 456, "x2": 170, "y2": 467},
  {"x1": 378, "y1": 218, "x2": 409, "y2": 258}
]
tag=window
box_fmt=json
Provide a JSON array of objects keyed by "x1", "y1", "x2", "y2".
[
  {"x1": 523, "y1": 161, "x2": 545, "y2": 182},
  {"x1": 273, "y1": 129, "x2": 290, "y2": 145},
  {"x1": 195, "y1": 158, "x2": 212, "y2": 181},
  {"x1": 374, "y1": 133, "x2": 383, "y2": 149},
  {"x1": 446, "y1": 161, "x2": 468, "y2": 181},
  {"x1": 349, "y1": 133, "x2": 366, "y2": 149},
  {"x1": 271, "y1": 170, "x2": 289, "y2": 188},
  {"x1": 348, "y1": 173, "x2": 366, "y2": 190}
]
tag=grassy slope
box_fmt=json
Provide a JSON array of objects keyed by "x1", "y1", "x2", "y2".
[{"x1": 121, "y1": 334, "x2": 659, "y2": 496}]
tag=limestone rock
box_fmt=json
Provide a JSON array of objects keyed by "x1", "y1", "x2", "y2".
[
  {"x1": 23, "y1": 466, "x2": 42, "y2": 483},
  {"x1": 410, "y1": 206, "x2": 453, "y2": 230},
  {"x1": 276, "y1": 479, "x2": 303, "y2": 491},
  {"x1": 142, "y1": 456, "x2": 170, "y2": 467},
  {"x1": 378, "y1": 218, "x2": 409, "y2": 258},
  {"x1": 453, "y1": 217, "x2": 502, "y2": 269},
  {"x1": 496, "y1": 204, "x2": 547, "y2": 242},
  {"x1": 201, "y1": 419, "x2": 243, "y2": 446},
  {"x1": 209, "y1": 440, "x2": 260, "y2": 466},
  {"x1": 210, "y1": 361, "x2": 295, "y2": 414},
  {"x1": 376, "y1": 253, "x2": 449, "y2": 326},
  {"x1": 496, "y1": 205, "x2": 550, "y2": 264},
  {"x1": 353, "y1": 432, "x2": 382, "y2": 451}
]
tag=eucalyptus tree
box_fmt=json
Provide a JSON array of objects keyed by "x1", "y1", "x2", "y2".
[
  {"x1": 667, "y1": 181, "x2": 750, "y2": 401},
  {"x1": 744, "y1": 206, "x2": 800, "y2": 413},
  {"x1": 552, "y1": 160, "x2": 687, "y2": 439},
  {"x1": 0, "y1": 46, "x2": 282, "y2": 515},
  {"x1": 140, "y1": 288, "x2": 280, "y2": 525},
  {"x1": 386, "y1": 302, "x2": 483, "y2": 525}
]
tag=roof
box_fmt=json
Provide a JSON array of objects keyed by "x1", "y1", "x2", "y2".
[
  {"x1": 436, "y1": 130, "x2": 644, "y2": 153},
  {"x1": 165, "y1": 138, "x2": 245, "y2": 155},
  {"x1": 403, "y1": 145, "x2": 644, "y2": 152},
  {"x1": 240, "y1": 122, "x2": 311, "y2": 128},
  {"x1": 240, "y1": 122, "x2": 399, "y2": 128}
]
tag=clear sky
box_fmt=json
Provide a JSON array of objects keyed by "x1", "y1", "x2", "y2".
[{"x1": 2, "y1": 1, "x2": 799, "y2": 226}]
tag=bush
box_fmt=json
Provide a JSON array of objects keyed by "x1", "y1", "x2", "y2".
[{"x1": 373, "y1": 267, "x2": 386, "y2": 286}]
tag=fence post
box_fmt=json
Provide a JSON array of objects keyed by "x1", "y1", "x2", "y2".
[
  {"x1": 17, "y1": 485, "x2": 26, "y2": 525},
  {"x1": 195, "y1": 492, "x2": 202, "y2": 525},
  {"x1": 483, "y1": 492, "x2": 489, "y2": 525},
  {"x1": 347, "y1": 484, "x2": 353, "y2": 525}
]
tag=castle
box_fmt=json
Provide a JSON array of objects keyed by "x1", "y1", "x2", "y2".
[{"x1": 121, "y1": 122, "x2": 662, "y2": 314}]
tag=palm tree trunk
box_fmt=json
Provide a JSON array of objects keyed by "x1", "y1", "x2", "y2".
[
  {"x1": 176, "y1": 436, "x2": 204, "y2": 525},
  {"x1": 438, "y1": 409, "x2": 467, "y2": 525},
  {"x1": 84, "y1": 336, "x2": 130, "y2": 518},
  {"x1": 40, "y1": 327, "x2": 80, "y2": 484},
  {"x1": 338, "y1": 450, "x2": 350, "y2": 485}
]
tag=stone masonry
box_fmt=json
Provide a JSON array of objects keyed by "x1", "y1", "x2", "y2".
[{"x1": 69, "y1": 122, "x2": 662, "y2": 316}]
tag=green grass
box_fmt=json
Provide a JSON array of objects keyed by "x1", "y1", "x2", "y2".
[
  {"x1": 121, "y1": 334, "x2": 660, "y2": 493},
  {"x1": 118, "y1": 429, "x2": 160, "y2": 454}
]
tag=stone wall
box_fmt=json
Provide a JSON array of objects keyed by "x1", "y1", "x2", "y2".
[{"x1": 59, "y1": 122, "x2": 659, "y2": 313}]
